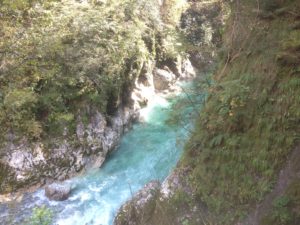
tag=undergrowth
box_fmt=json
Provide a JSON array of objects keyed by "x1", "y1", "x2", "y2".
[
  {"x1": 260, "y1": 179, "x2": 300, "y2": 225},
  {"x1": 180, "y1": 0, "x2": 300, "y2": 223}
]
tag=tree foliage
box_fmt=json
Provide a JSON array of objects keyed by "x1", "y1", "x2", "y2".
[{"x1": 0, "y1": 0, "x2": 186, "y2": 141}]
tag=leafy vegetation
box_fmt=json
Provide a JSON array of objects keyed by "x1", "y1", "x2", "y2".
[
  {"x1": 178, "y1": 0, "x2": 300, "y2": 223},
  {"x1": 0, "y1": 0, "x2": 187, "y2": 143}
]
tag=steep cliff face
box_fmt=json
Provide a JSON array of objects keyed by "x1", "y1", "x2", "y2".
[
  {"x1": 114, "y1": 0, "x2": 300, "y2": 225},
  {"x1": 0, "y1": 0, "x2": 193, "y2": 194}
]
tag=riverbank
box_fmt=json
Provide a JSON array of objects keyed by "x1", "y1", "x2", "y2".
[{"x1": 0, "y1": 74, "x2": 207, "y2": 225}]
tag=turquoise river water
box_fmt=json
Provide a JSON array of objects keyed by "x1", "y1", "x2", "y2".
[{"x1": 0, "y1": 82, "x2": 204, "y2": 225}]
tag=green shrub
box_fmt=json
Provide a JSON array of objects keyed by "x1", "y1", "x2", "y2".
[{"x1": 26, "y1": 205, "x2": 53, "y2": 225}]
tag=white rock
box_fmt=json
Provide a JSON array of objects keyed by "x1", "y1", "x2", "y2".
[{"x1": 153, "y1": 68, "x2": 177, "y2": 90}]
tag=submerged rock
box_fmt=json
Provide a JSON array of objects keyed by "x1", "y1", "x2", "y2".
[{"x1": 45, "y1": 183, "x2": 71, "y2": 201}]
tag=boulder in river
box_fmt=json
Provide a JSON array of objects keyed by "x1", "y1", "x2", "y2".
[
  {"x1": 45, "y1": 183, "x2": 71, "y2": 201},
  {"x1": 153, "y1": 68, "x2": 176, "y2": 90}
]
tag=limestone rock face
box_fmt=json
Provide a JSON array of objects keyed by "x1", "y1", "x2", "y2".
[
  {"x1": 130, "y1": 181, "x2": 160, "y2": 209},
  {"x1": 1, "y1": 106, "x2": 137, "y2": 194},
  {"x1": 153, "y1": 68, "x2": 177, "y2": 90},
  {"x1": 180, "y1": 58, "x2": 197, "y2": 80},
  {"x1": 45, "y1": 183, "x2": 71, "y2": 201},
  {"x1": 113, "y1": 169, "x2": 193, "y2": 225},
  {"x1": 114, "y1": 181, "x2": 161, "y2": 225}
]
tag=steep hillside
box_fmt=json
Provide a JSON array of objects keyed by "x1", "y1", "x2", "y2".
[{"x1": 114, "y1": 0, "x2": 300, "y2": 224}]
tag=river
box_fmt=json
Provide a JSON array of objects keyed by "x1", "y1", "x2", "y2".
[{"x1": 0, "y1": 81, "x2": 204, "y2": 225}]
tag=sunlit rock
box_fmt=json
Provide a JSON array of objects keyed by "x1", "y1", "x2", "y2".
[{"x1": 153, "y1": 68, "x2": 177, "y2": 90}]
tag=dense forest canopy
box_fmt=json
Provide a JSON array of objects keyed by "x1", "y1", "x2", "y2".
[{"x1": 0, "y1": 0, "x2": 186, "y2": 143}]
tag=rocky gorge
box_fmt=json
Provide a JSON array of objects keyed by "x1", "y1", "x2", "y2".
[
  {"x1": 0, "y1": 57, "x2": 202, "y2": 224},
  {"x1": 0, "y1": 0, "x2": 194, "y2": 195},
  {"x1": 0, "y1": 55, "x2": 196, "y2": 197},
  {"x1": 0, "y1": 0, "x2": 224, "y2": 197},
  {"x1": 1, "y1": 0, "x2": 299, "y2": 225}
]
